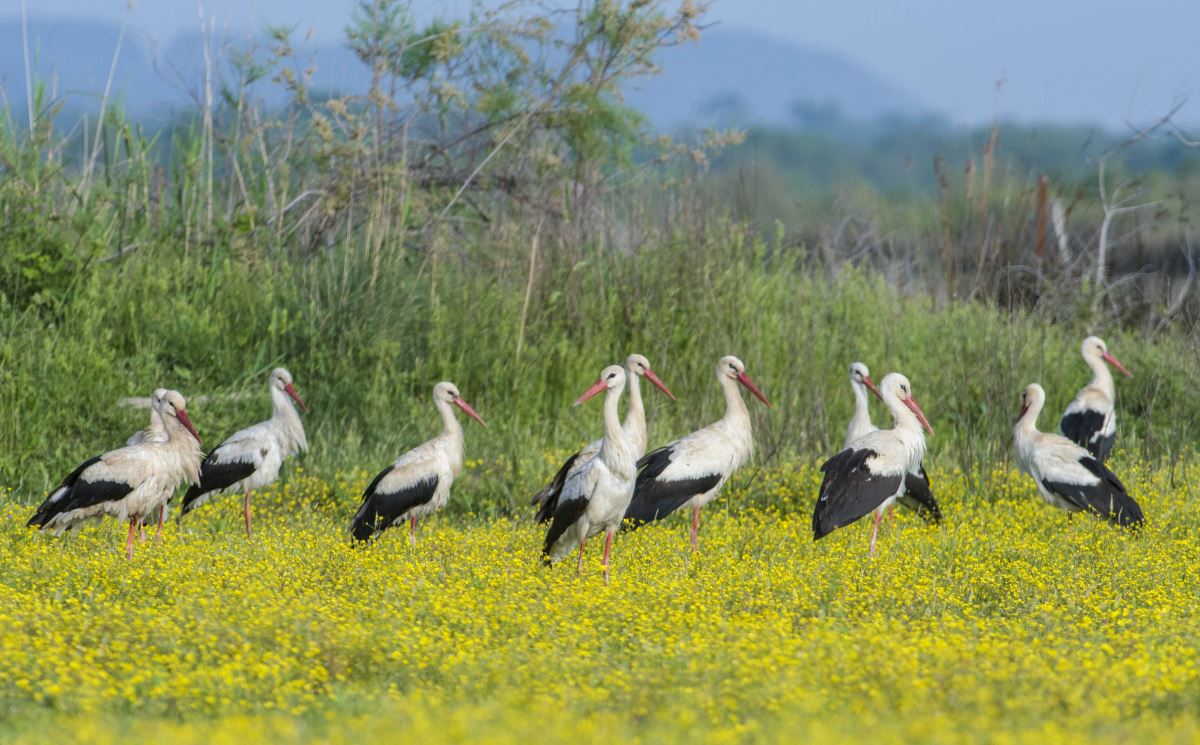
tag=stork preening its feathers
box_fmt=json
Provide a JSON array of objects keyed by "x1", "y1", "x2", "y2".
[
  {"x1": 623, "y1": 355, "x2": 771, "y2": 549},
  {"x1": 845, "y1": 362, "x2": 941, "y2": 525},
  {"x1": 813, "y1": 372, "x2": 933, "y2": 554},
  {"x1": 1059, "y1": 336, "x2": 1132, "y2": 463},
  {"x1": 1017, "y1": 383, "x2": 1143, "y2": 528},
  {"x1": 532, "y1": 354, "x2": 674, "y2": 524},
  {"x1": 350, "y1": 382, "x2": 486, "y2": 544},
  {"x1": 179, "y1": 368, "x2": 308, "y2": 538},
  {"x1": 28, "y1": 390, "x2": 203, "y2": 559},
  {"x1": 543, "y1": 365, "x2": 639, "y2": 582}
]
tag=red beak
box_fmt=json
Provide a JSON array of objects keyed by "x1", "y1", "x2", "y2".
[
  {"x1": 863, "y1": 375, "x2": 882, "y2": 401},
  {"x1": 453, "y1": 397, "x2": 487, "y2": 427},
  {"x1": 574, "y1": 379, "x2": 609, "y2": 406},
  {"x1": 284, "y1": 382, "x2": 309, "y2": 413},
  {"x1": 176, "y1": 409, "x2": 203, "y2": 447},
  {"x1": 904, "y1": 395, "x2": 934, "y2": 435},
  {"x1": 643, "y1": 368, "x2": 676, "y2": 400},
  {"x1": 736, "y1": 371, "x2": 772, "y2": 408},
  {"x1": 1101, "y1": 351, "x2": 1133, "y2": 378},
  {"x1": 1016, "y1": 403, "x2": 1029, "y2": 424}
]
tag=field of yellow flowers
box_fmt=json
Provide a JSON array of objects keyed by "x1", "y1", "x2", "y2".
[{"x1": 2, "y1": 454, "x2": 1199, "y2": 744}]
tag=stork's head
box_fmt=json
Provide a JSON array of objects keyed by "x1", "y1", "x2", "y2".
[
  {"x1": 718, "y1": 355, "x2": 771, "y2": 408},
  {"x1": 435, "y1": 381, "x2": 486, "y2": 427},
  {"x1": 270, "y1": 367, "x2": 308, "y2": 412},
  {"x1": 150, "y1": 388, "x2": 171, "y2": 410},
  {"x1": 1018, "y1": 383, "x2": 1046, "y2": 423},
  {"x1": 849, "y1": 362, "x2": 879, "y2": 399},
  {"x1": 625, "y1": 353, "x2": 676, "y2": 400},
  {"x1": 879, "y1": 373, "x2": 932, "y2": 435},
  {"x1": 161, "y1": 389, "x2": 202, "y2": 446},
  {"x1": 1081, "y1": 336, "x2": 1132, "y2": 378},
  {"x1": 575, "y1": 365, "x2": 626, "y2": 406}
]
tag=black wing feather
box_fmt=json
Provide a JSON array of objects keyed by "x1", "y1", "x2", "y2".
[
  {"x1": 1042, "y1": 457, "x2": 1143, "y2": 527},
  {"x1": 897, "y1": 466, "x2": 942, "y2": 525},
  {"x1": 812, "y1": 448, "x2": 903, "y2": 540},
  {"x1": 532, "y1": 451, "x2": 581, "y2": 524},
  {"x1": 1059, "y1": 410, "x2": 1112, "y2": 462},
  {"x1": 541, "y1": 495, "x2": 591, "y2": 563},
  {"x1": 350, "y1": 470, "x2": 438, "y2": 542},
  {"x1": 180, "y1": 450, "x2": 258, "y2": 514},
  {"x1": 27, "y1": 456, "x2": 103, "y2": 527},
  {"x1": 622, "y1": 446, "x2": 721, "y2": 529}
]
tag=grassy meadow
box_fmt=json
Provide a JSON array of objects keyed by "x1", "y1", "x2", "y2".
[
  {"x1": 3, "y1": 458, "x2": 1200, "y2": 743},
  {"x1": 5, "y1": 1, "x2": 1200, "y2": 741}
]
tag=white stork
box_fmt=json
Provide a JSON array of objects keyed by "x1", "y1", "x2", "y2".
[
  {"x1": 543, "y1": 365, "x2": 638, "y2": 582},
  {"x1": 179, "y1": 367, "x2": 308, "y2": 538},
  {"x1": 532, "y1": 353, "x2": 675, "y2": 523},
  {"x1": 28, "y1": 390, "x2": 203, "y2": 559},
  {"x1": 126, "y1": 388, "x2": 179, "y2": 539},
  {"x1": 813, "y1": 372, "x2": 933, "y2": 554},
  {"x1": 1017, "y1": 383, "x2": 1143, "y2": 527},
  {"x1": 845, "y1": 362, "x2": 941, "y2": 525},
  {"x1": 623, "y1": 355, "x2": 771, "y2": 549},
  {"x1": 1059, "y1": 336, "x2": 1132, "y2": 463},
  {"x1": 350, "y1": 381, "x2": 486, "y2": 543}
]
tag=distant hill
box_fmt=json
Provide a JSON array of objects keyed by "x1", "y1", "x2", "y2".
[
  {"x1": 0, "y1": 17, "x2": 928, "y2": 133},
  {"x1": 623, "y1": 28, "x2": 931, "y2": 130}
]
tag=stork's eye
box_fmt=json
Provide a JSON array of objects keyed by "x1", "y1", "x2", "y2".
[{"x1": 607, "y1": 373, "x2": 616, "y2": 380}]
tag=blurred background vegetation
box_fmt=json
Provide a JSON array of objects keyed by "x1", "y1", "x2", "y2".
[{"x1": 2, "y1": 0, "x2": 1198, "y2": 511}]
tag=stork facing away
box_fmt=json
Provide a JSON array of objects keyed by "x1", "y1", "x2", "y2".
[
  {"x1": 623, "y1": 355, "x2": 771, "y2": 549},
  {"x1": 532, "y1": 353, "x2": 674, "y2": 524},
  {"x1": 179, "y1": 368, "x2": 308, "y2": 538},
  {"x1": 543, "y1": 365, "x2": 638, "y2": 582},
  {"x1": 813, "y1": 372, "x2": 933, "y2": 554},
  {"x1": 845, "y1": 362, "x2": 941, "y2": 525},
  {"x1": 28, "y1": 390, "x2": 203, "y2": 559},
  {"x1": 1017, "y1": 383, "x2": 1143, "y2": 527},
  {"x1": 1059, "y1": 336, "x2": 1132, "y2": 463},
  {"x1": 350, "y1": 382, "x2": 486, "y2": 544}
]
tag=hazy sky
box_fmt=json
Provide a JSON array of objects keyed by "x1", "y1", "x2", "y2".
[{"x1": 12, "y1": 0, "x2": 1200, "y2": 126}]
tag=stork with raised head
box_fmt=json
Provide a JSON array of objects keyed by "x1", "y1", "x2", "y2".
[
  {"x1": 28, "y1": 390, "x2": 203, "y2": 559},
  {"x1": 178, "y1": 368, "x2": 308, "y2": 538},
  {"x1": 813, "y1": 372, "x2": 933, "y2": 554},
  {"x1": 1017, "y1": 383, "x2": 1143, "y2": 527},
  {"x1": 532, "y1": 353, "x2": 675, "y2": 524},
  {"x1": 1059, "y1": 336, "x2": 1132, "y2": 463},
  {"x1": 350, "y1": 382, "x2": 486, "y2": 543},
  {"x1": 543, "y1": 365, "x2": 638, "y2": 582},
  {"x1": 845, "y1": 362, "x2": 941, "y2": 525},
  {"x1": 623, "y1": 355, "x2": 771, "y2": 549}
]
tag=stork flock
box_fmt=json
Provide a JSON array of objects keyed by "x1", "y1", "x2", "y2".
[{"x1": 25, "y1": 336, "x2": 1144, "y2": 575}]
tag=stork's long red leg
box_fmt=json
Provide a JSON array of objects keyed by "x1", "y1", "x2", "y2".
[
  {"x1": 690, "y1": 505, "x2": 701, "y2": 550},
  {"x1": 409, "y1": 516, "x2": 418, "y2": 546},
  {"x1": 138, "y1": 517, "x2": 146, "y2": 543},
  {"x1": 576, "y1": 537, "x2": 588, "y2": 576},
  {"x1": 156, "y1": 505, "x2": 165, "y2": 541},
  {"x1": 125, "y1": 518, "x2": 137, "y2": 561},
  {"x1": 887, "y1": 504, "x2": 895, "y2": 524},
  {"x1": 601, "y1": 529, "x2": 614, "y2": 584},
  {"x1": 243, "y1": 490, "x2": 252, "y2": 540},
  {"x1": 869, "y1": 509, "x2": 883, "y2": 556}
]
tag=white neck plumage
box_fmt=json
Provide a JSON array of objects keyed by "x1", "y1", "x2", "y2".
[
  {"x1": 270, "y1": 385, "x2": 308, "y2": 456},
  {"x1": 881, "y1": 389, "x2": 926, "y2": 468},
  {"x1": 621, "y1": 370, "x2": 647, "y2": 453},
  {"x1": 1085, "y1": 354, "x2": 1115, "y2": 399},
  {"x1": 598, "y1": 381, "x2": 636, "y2": 480}
]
